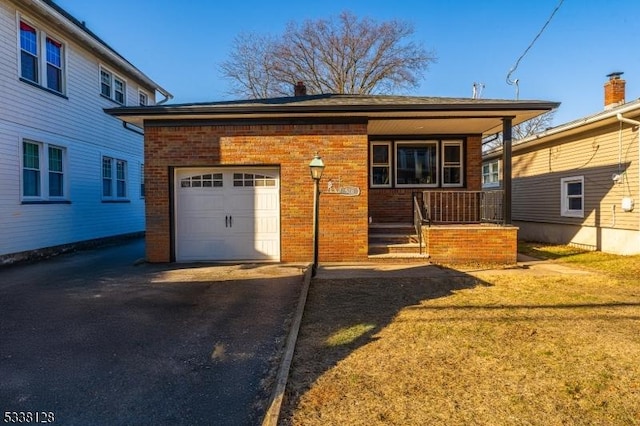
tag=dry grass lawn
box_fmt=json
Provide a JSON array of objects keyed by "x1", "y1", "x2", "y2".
[{"x1": 280, "y1": 246, "x2": 640, "y2": 425}]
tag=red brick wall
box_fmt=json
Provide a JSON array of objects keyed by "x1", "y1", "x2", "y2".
[
  {"x1": 144, "y1": 122, "x2": 369, "y2": 263},
  {"x1": 425, "y1": 225, "x2": 518, "y2": 264},
  {"x1": 369, "y1": 135, "x2": 483, "y2": 223}
]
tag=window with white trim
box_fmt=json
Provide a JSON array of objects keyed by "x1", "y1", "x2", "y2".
[
  {"x1": 102, "y1": 156, "x2": 128, "y2": 200},
  {"x1": 561, "y1": 176, "x2": 584, "y2": 218},
  {"x1": 482, "y1": 160, "x2": 500, "y2": 187},
  {"x1": 442, "y1": 140, "x2": 463, "y2": 187},
  {"x1": 370, "y1": 142, "x2": 391, "y2": 187},
  {"x1": 395, "y1": 141, "x2": 438, "y2": 187},
  {"x1": 99, "y1": 67, "x2": 126, "y2": 104},
  {"x1": 19, "y1": 20, "x2": 65, "y2": 94},
  {"x1": 139, "y1": 91, "x2": 148, "y2": 106},
  {"x1": 370, "y1": 139, "x2": 466, "y2": 187},
  {"x1": 22, "y1": 139, "x2": 67, "y2": 200}
]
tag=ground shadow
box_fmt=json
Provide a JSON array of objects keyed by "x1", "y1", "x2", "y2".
[
  {"x1": 0, "y1": 238, "x2": 303, "y2": 426},
  {"x1": 279, "y1": 263, "x2": 491, "y2": 424}
]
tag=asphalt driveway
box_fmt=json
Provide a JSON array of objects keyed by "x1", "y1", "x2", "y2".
[{"x1": 0, "y1": 238, "x2": 305, "y2": 425}]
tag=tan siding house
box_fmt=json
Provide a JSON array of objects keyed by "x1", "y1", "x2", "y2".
[{"x1": 484, "y1": 74, "x2": 640, "y2": 255}]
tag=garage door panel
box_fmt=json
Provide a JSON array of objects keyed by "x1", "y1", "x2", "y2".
[
  {"x1": 178, "y1": 238, "x2": 227, "y2": 261},
  {"x1": 175, "y1": 168, "x2": 280, "y2": 262}
]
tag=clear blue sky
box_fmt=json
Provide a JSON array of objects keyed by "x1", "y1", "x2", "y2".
[{"x1": 56, "y1": 0, "x2": 640, "y2": 125}]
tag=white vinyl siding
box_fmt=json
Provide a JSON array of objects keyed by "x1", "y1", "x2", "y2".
[{"x1": 0, "y1": 2, "x2": 155, "y2": 257}]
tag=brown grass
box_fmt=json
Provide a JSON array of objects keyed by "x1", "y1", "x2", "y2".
[{"x1": 280, "y1": 250, "x2": 640, "y2": 425}]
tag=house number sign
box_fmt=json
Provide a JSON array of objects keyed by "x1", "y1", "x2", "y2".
[{"x1": 327, "y1": 179, "x2": 360, "y2": 196}]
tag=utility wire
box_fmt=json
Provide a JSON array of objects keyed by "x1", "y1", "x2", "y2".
[{"x1": 506, "y1": 0, "x2": 565, "y2": 96}]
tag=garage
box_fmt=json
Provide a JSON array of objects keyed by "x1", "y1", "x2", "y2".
[{"x1": 174, "y1": 167, "x2": 280, "y2": 262}]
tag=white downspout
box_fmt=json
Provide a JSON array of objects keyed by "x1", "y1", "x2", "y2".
[{"x1": 616, "y1": 113, "x2": 640, "y2": 252}]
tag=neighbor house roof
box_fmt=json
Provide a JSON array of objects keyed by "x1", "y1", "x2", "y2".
[
  {"x1": 106, "y1": 94, "x2": 559, "y2": 136},
  {"x1": 484, "y1": 98, "x2": 640, "y2": 160},
  {"x1": 20, "y1": 0, "x2": 172, "y2": 101}
]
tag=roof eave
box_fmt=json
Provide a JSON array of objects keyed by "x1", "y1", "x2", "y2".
[{"x1": 105, "y1": 100, "x2": 559, "y2": 120}]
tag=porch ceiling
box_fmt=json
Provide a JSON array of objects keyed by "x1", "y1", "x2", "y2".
[{"x1": 367, "y1": 114, "x2": 541, "y2": 136}]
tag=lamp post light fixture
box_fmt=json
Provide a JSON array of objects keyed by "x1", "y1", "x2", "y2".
[{"x1": 309, "y1": 153, "x2": 325, "y2": 276}]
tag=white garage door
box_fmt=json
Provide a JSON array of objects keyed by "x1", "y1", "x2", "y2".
[{"x1": 175, "y1": 168, "x2": 280, "y2": 262}]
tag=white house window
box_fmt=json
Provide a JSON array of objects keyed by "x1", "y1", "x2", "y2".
[
  {"x1": 442, "y1": 140, "x2": 463, "y2": 187},
  {"x1": 395, "y1": 141, "x2": 438, "y2": 187},
  {"x1": 114, "y1": 78, "x2": 125, "y2": 104},
  {"x1": 370, "y1": 142, "x2": 391, "y2": 187},
  {"x1": 22, "y1": 140, "x2": 67, "y2": 200},
  {"x1": 19, "y1": 22, "x2": 38, "y2": 83},
  {"x1": 116, "y1": 160, "x2": 127, "y2": 197},
  {"x1": 561, "y1": 176, "x2": 584, "y2": 218},
  {"x1": 45, "y1": 37, "x2": 62, "y2": 92},
  {"x1": 139, "y1": 91, "x2": 148, "y2": 106},
  {"x1": 482, "y1": 160, "x2": 500, "y2": 187},
  {"x1": 48, "y1": 145, "x2": 64, "y2": 197},
  {"x1": 100, "y1": 67, "x2": 126, "y2": 104},
  {"x1": 100, "y1": 70, "x2": 111, "y2": 97},
  {"x1": 102, "y1": 156, "x2": 128, "y2": 200},
  {"x1": 19, "y1": 20, "x2": 65, "y2": 94}
]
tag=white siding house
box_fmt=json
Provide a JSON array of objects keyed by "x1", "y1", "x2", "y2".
[{"x1": 0, "y1": 0, "x2": 171, "y2": 263}]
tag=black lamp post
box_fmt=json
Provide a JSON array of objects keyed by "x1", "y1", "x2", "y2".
[{"x1": 309, "y1": 153, "x2": 325, "y2": 277}]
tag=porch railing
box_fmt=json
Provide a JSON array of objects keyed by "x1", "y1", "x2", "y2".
[
  {"x1": 413, "y1": 193, "x2": 425, "y2": 254},
  {"x1": 422, "y1": 190, "x2": 504, "y2": 225}
]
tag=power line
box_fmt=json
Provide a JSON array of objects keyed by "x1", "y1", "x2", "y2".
[{"x1": 506, "y1": 0, "x2": 565, "y2": 98}]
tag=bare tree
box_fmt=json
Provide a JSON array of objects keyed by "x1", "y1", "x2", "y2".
[
  {"x1": 219, "y1": 33, "x2": 282, "y2": 99},
  {"x1": 220, "y1": 11, "x2": 436, "y2": 98},
  {"x1": 483, "y1": 111, "x2": 555, "y2": 152}
]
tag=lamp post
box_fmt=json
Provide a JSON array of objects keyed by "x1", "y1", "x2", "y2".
[{"x1": 309, "y1": 153, "x2": 325, "y2": 277}]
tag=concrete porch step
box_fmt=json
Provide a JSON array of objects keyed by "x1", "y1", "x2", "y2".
[
  {"x1": 367, "y1": 253, "x2": 430, "y2": 262},
  {"x1": 368, "y1": 233, "x2": 421, "y2": 244},
  {"x1": 368, "y1": 242, "x2": 425, "y2": 255},
  {"x1": 368, "y1": 222, "x2": 425, "y2": 257},
  {"x1": 369, "y1": 222, "x2": 416, "y2": 234}
]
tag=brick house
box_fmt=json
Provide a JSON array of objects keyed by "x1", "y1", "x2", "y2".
[{"x1": 107, "y1": 93, "x2": 557, "y2": 264}]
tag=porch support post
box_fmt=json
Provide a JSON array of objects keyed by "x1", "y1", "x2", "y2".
[{"x1": 502, "y1": 117, "x2": 513, "y2": 224}]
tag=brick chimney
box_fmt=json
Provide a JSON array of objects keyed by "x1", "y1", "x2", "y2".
[
  {"x1": 294, "y1": 81, "x2": 307, "y2": 96},
  {"x1": 604, "y1": 72, "x2": 625, "y2": 109}
]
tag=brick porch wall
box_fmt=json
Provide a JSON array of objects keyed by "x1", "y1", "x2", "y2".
[
  {"x1": 144, "y1": 122, "x2": 369, "y2": 263},
  {"x1": 425, "y1": 225, "x2": 518, "y2": 264},
  {"x1": 369, "y1": 135, "x2": 482, "y2": 224}
]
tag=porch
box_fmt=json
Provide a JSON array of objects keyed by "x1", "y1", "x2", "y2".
[{"x1": 368, "y1": 190, "x2": 518, "y2": 264}]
